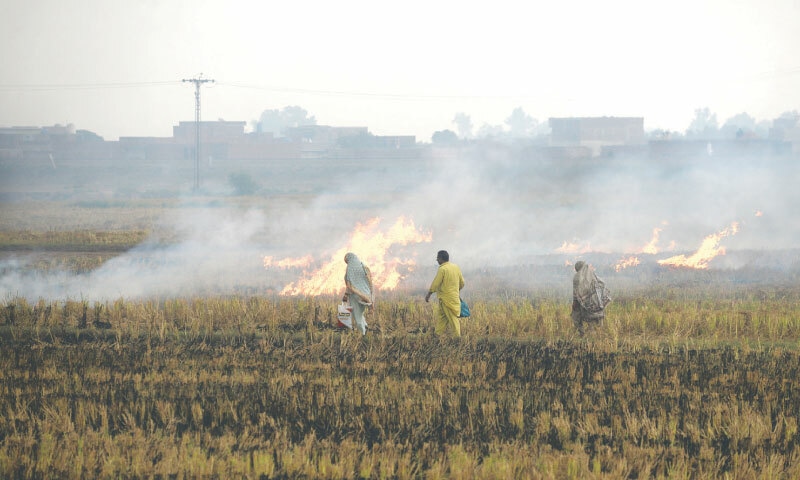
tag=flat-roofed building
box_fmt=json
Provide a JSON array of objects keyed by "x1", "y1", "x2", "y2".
[
  {"x1": 549, "y1": 117, "x2": 645, "y2": 156},
  {"x1": 173, "y1": 121, "x2": 247, "y2": 142}
]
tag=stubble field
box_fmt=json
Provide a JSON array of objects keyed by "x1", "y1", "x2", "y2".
[
  {"x1": 2, "y1": 198, "x2": 800, "y2": 479},
  {"x1": 2, "y1": 289, "x2": 800, "y2": 479}
]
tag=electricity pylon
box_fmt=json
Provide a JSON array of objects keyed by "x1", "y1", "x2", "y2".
[{"x1": 182, "y1": 74, "x2": 214, "y2": 192}]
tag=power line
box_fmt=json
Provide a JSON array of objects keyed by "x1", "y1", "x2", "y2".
[
  {"x1": 218, "y1": 81, "x2": 536, "y2": 101},
  {"x1": 1, "y1": 64, "x2": 798, "y2": 96},
  {"x1": 0, "y1": 81, "x2": 179, "y2": 91},
  {"x1": 217, "y1": 65, "x2": 800, "y2": 101},
  {"x1": 0, "y1": 79, "x2": 534, "y2": 100}
]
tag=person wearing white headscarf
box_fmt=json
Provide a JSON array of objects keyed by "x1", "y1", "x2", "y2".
[
  {"x1": 342, "y1": 252, "x2": 373, "y2": 335},
  {"x1": 571, "y1": 260, "x2": 611, "y2": 335}
]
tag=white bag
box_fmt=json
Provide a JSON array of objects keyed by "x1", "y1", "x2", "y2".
[{"x1": 337, "y1": 300, "x2": 353, "y2": 329}]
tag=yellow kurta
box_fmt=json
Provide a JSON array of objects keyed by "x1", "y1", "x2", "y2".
[{"x1": 428, "y1": 262, "x2": 465, "y2": 335}]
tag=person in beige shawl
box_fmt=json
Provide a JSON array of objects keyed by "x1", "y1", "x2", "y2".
[
  {"x1": 425, "y1": 250, "x2": 465, "y2": 336},
  {"x1": 342, "y1": 252, "x2": 373, "y2": 335},
  {"x1": 571, "y1": 260, "x2": 611, "y2": 335}
]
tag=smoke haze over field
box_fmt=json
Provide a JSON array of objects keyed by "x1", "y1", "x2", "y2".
[{"x1": 2, "y1": 147, "x2": 799, "y2": 301}]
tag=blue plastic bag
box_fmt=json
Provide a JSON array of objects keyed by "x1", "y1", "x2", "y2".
[{"x1": 459, "y1": 298, "x2": 471, "y2": 318}]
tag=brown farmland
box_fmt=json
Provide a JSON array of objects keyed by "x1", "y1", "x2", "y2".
[{"x1": 2, "y1": 288, "x2": 800, "y2": 478}]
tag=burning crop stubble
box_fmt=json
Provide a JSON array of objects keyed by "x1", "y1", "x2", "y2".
[
  {"x1": 1, "y1": 147, "x2": 800, "y2": 476},
  {"x1": 1, "y1": 146, "x2": 800, "y2": 301}
]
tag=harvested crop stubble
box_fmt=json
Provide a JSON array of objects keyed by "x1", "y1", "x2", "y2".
[{"x1": 2, "y1": 294, "x2": 800, "y2": 478}]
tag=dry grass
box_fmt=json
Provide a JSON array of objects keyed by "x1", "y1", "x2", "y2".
[
  {"x1": 2, "y1": 292, "x2": 800, "y2": 478},
  {"x1": 0, "y1": 230, "x2": 150, "y2": 250},
  {"x1": 2, "y1": 207, "x2": 799, "y2": 477}
]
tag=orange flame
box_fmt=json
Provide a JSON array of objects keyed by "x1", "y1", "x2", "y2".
[
  {"x1": 556, "y1": 241, "x2": 592, "y2": 254},
  {"x1": 614, "y1": 224, "x2": 665, "y2": 271},
  {"x1": 263, "y1": 255, "x2": 314, "y2": 269},
  {"x1": 266, "y1": 216, "x2": 432, "y2": 296},
  {"x1": 641, "y1": 227, "x2": 663, "y2": 255},
  {"x1": 657, "y1": 222, "x2": 739, "y2": 269},
  {"x1": 614, "y1": 256, "x2": 640, "y2": 272}
]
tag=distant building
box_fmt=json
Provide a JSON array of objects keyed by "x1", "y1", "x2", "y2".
[
  {"x1": 0, "y1": 126, "x2": 43, "y2": 138},
  {"x1": 372, "y1": 135, "x2": 416, "y2": 149},
  {"x1": 116, "y1": 121, "x2": 418, "y2": 161},
  {"x1": 117, "y1": 136, "x2": 184, "y2": 162},
  {"x1": 648, "y1": 139, "x2": 792, "y2": 161},
  {"x1": 284, "y1": 125, "x2": 368, "y2": 144},
  {"x1": 770, "y1": 115, "x2": 800, "y2": 155},
  {"x1": 172, "y1": 121, "x2": 247, "y2": 143},
  {"x1": 549, "y1": 117, "x2": 645, "y2": 156},
  {"x1": 284, "y1": 125, "x2": 417, "y2": 159},
  {"x1": 0, "y1": 124, "x2": 80, "y2": 162},
  {"x1": 283, "y1": 125, "x2": 368, "y2": 158}
]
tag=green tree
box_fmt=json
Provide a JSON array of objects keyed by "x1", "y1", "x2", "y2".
[
  {"x1": 257, "y1": 106, "x2": 316, "y2": 136},
  {"x1": 686, "y1": 107, "x2": 719, "y2": 138},
  {"x1": 505, "y1": 107, "x2": 537, "y2": 137},
  {"x1": 721, "y1": 112, "x2": 757, "y2": 139},
  {"x1": 778, "y1": 110, "x2": 799, "y2": 123},
  {"x1": 476, "y1": 123, "x2": 504, "y2": 138},
  {"x1": 228, "y1": 172, "x2": 259, "y2": 196}
]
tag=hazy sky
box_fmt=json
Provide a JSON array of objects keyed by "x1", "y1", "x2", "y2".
[{"x1": 1, "y1": 0, "x2": 798, "y2": 141}]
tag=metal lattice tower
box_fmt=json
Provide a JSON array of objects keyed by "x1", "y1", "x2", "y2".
[{"x1": 181, "y1": 75, "x2": 214, "y2": 191}]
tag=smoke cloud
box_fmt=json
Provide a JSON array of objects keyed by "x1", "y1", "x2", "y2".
[{"x1": 2, "y1": 146, "x2": 799, "y2": 302}]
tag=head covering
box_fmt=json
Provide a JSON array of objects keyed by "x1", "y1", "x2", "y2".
[
  {"x1": 573, "y1": 262, "x2": 611, "y2": 317},
  {"x1": 344, "y1": 252, "x2": 372, "y2": 302}
]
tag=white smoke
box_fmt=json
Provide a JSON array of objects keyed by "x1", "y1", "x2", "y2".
[{"x1": 2, "y1": 147, "x2": 799, "y2": 302}]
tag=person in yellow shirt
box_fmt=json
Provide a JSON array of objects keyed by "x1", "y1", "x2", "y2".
[{"x1": 425, "y1": 250, "x2": 465, "y2": 336}]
